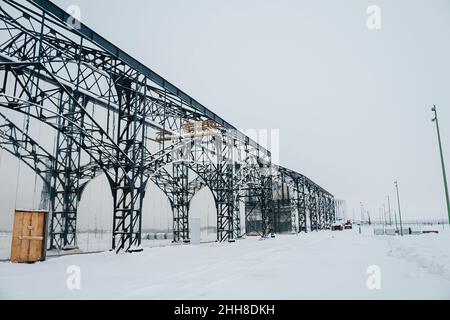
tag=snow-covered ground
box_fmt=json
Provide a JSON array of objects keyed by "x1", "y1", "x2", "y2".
[
  {"x1": 0, "y1": 230, "x2": 219, "y2": 260},
  {"x1": 0, "y1": 227, "x2": 449, "y2": 299},
  {"x1": 0, "y1": 232, "x2": 175, "y2": 260}
]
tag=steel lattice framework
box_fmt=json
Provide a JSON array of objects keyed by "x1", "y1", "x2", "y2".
[{"x1": 0, "y1": 0, "x2": 336, "y2": 253}]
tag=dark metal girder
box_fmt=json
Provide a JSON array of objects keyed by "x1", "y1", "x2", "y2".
[
  {"x1": 26, "y1": 0, "x2": 270, "y2": 157},
  {"x1": 0, "y1": 0, "x2": 337, "y2": 254}
]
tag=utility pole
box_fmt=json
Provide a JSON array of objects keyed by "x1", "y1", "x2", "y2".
[
  {"x1": 359, "y1": 202, "x2": 364, "y2": 234},
  {"x1": 394, "y1": 181, "x2": 404, "y2": 236},
  {"x1": 386, "y1": 199, "x2": 392, "y2": 225},
  {"x1": 388, "y1": 195, "x2": 397, "y2": 231},
  {"x1": 431, "y1": 105, "x2": 450, "y2": 225},
  {"x1": 380, "y1": 208, "x2": 385, "y2": 232},
  {"x1": 360, "y1": 202, "x2": 364, "y2": 225}
]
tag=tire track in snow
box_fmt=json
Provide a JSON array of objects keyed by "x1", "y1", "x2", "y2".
[{"x1": 386, "y1": 238, "x2": 450, "y2": 282}]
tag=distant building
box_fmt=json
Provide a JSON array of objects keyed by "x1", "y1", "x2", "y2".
[{"x1": 334, "y1": 199, "x2": 347, "y2": 221}]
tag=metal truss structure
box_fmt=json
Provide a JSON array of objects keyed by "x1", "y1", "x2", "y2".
[{"x1": 0, "y1": 0, "x2": 336, "y2": 253}]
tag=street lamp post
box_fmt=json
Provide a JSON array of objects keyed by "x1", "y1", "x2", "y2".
[
  {"x1": 394, "y1": 181, "x2": 404, "y2": 236},
  {"x1": 431, "y1": 105, "x2": 450, "y2": 225}
]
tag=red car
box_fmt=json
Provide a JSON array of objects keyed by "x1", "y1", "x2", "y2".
[{"x1": 344, "y1": 220, "x2": 353, "y2": 230}]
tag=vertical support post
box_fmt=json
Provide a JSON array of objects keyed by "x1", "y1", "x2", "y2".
[
  {"x1": 49, "y1": 92, "x2": 83, "y2": 250},
  {"x1": 213, "y1": 133, "x2": 235, "y2": 242},
  {"x1": 318, "y1": 192, "x2": 324, "y2": 230},
  {"x1": 260, "y1": 165, "x2": 275, "y2": 238},
  {"x1": 296, "y1": 178, "x2": 308, "y2": 233},
  {"x1": 111, "y1": 73, "x2": 146, "y2": 252},
  {"x1": 330, "y1": 197, "x2": 334, "y2": 227},
  {"x1": 233, "y1": 178, "x2": 242, "y2": 239},
  {"x1": 49, "y1": 37, "x2": 84, "y2": 250},
  {"x1": 172, "y1": 163, "x2": 190, "y2": 243},
  {"x1": 308, "y1": 187, "x2": 318, "y2": 232}
]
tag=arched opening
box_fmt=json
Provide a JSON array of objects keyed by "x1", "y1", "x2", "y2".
[
  {"x1": 141, "y1": 179, "x2": 173, "y2": 247},
  {"x1": 77, "y1": 173, "x2": 114, "y2": 252},
  {"x1": 190, "y1": 186, "x2": 217, "y2": 242}
]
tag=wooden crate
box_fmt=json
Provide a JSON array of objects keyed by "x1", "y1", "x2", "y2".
[{"x1": 10, "y1": 210, "x2": 48, "y2": 263}]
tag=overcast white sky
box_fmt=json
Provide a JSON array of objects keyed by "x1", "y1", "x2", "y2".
[{"x1": 2, "y1": 0, "x2": 450, "y2": 225}]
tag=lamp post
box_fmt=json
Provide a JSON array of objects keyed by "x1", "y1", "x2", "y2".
[
  {"x1": 394, "y1": 181, "x2": 404, "y2": 236},
  {"x1": 431, "y1": 105, "x2": 450, "y2": 225}
]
